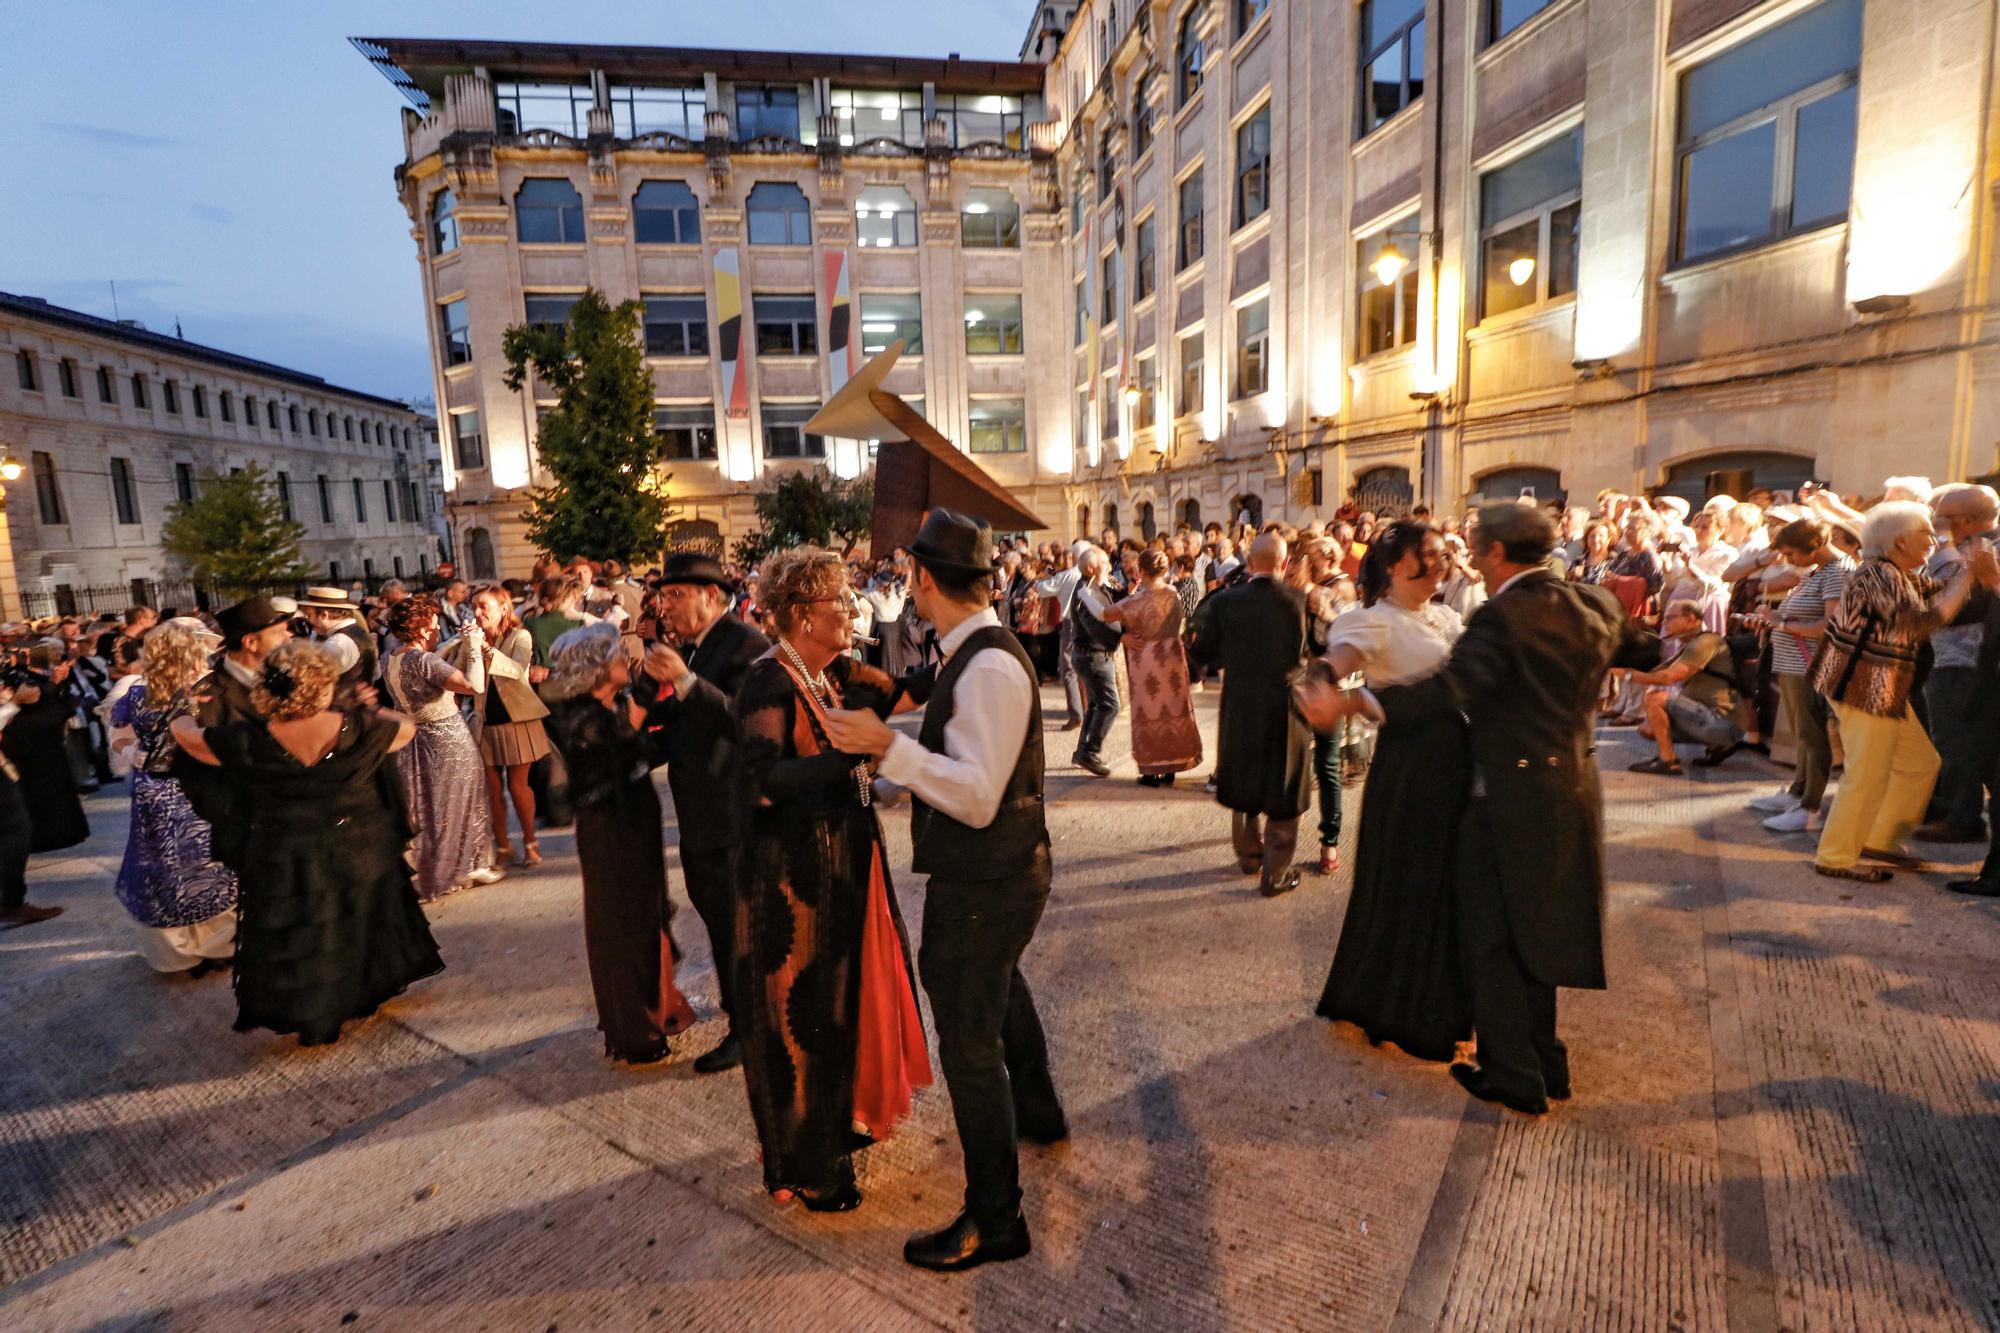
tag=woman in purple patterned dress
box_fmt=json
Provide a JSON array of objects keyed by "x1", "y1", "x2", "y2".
[{"x1": 382, "y1": 595, "x2": 503, "y2": 901}]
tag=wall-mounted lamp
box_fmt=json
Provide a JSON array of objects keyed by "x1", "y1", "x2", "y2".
[
  {"x1": 1122, "y1": 382, "x2": 1141, "y2": 408},
  {"x1": 1308, "y1": 414, "x2": 1338, "y2": 428},
  {"x1": 0, "y1": 455, "x2": 22, "y2": 484},
  {"x1": 1852, "y1": 293, "x2": 1912, "y2": 316},
  {"x1": 1408, "y1": 389, "x2": 1440, "y2": 405},
  {"x1": 1372, "y1": 243, "x2": 1410, "y2": 288},
  {"x1": 1570, "y1": 357, "x2": 1614, "y2": 380}
]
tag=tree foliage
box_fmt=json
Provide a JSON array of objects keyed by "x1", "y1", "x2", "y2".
[
  {"x1": 502, "y1": 288, "x2": 673, "y2": 563},
  {"x1": 732, "y1": 467, "x2": 874, "y2": 568},
  {"x1": 159, "y1": 463, "x2": 316, "y2": 592}
]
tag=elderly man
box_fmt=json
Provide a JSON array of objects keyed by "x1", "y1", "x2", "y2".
[
  {"x1": 1919, "y1": 483, "x2": 2000, "y2": 844},
  {"x1": 299, "y1": 586, "x2": 377, "y2": 703},
  {"x1": 1624, "y1": 598, "x2": 1744, "y2": 776},
  {"x1": 1063, "y1": 547, "x2": 1123, "y2": 777},
  {"x1": 1031, "y1": 542, "x2": 1098, "y2": 730}
]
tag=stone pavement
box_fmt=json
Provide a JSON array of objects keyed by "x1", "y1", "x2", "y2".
[{"x1": 3, "y1": 686, "x2": 1998, "y2": 1330}]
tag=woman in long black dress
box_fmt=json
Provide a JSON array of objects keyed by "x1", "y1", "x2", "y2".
[
  {"x1": 4, "y1": 643, "x2": 89, "y2": 852},
  {"x1": 1311, "y1": 521, "x2": 1473, "y2": 1062},
  {"x1": 732, "y1": 548, "x2": 930, "y2": 1212},
  {"x1": 541, "y1": 621, "x2": 697, "y2": 1065},
  {"x1": 170, "y1": 639, "x2": 443, "y2": 1046}
]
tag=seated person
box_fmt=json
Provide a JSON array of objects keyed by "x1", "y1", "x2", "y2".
[{"x1": 1624, "y1": 598, "x2": 1744, "y2": 776}]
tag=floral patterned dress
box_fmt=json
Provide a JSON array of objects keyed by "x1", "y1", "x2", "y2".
[{"x1": 1113, "y1": 586, "x2": 1204, "y2": 776}]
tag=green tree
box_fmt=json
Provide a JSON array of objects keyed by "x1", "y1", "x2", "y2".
[
  {"x1": 159, "y1": 463, "x2": 316, "y2": 592},
  {"x1": 733, "y1": 467, "x2": 874, "y2": 568},
  {"x1": 502, "y1": 288, "x2": 673, "y2": 562}
]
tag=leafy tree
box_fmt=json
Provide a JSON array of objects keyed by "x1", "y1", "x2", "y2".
[
  {"x1": 733, "y1": 467, "x2": 874, "y2": 568},
  {"x1": 159, "y1": 463, "x2": 316, "y2": 592},
  {"x1": 502, "y1": 288, "x2": 673, "y2": 563}
]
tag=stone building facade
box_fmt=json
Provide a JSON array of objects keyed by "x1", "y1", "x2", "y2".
[{"x1": 0, "y1": 293, "x2": 441, "y2": 618}]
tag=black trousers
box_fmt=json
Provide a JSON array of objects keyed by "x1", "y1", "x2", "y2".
[
  {"x1": 1072, "y1": 648, "x2": 1120, "y2": 761},
  {"x1": 680, "y1": 844, "x2": 736, "y2": 1025},
  {"x1": 0, "y1": 776, "x2": 33, "y2": 911},
  {"x1": 919, "y1": 846, "x2": 1062, "y2": 1227},
  {"x1": 1454, "y1": 817, "x2": 1567, "y2": 1102}
]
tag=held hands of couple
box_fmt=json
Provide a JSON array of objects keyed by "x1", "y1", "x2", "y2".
[
  {"x1": 1293, "y1": 676, "x2": 1385, "y2": 732},
  {"x1": 644, "y1": 643, "x2": 691, "y2": 693},
  {"x1": 823, "y1": 707, "x2": 894, "y2": 759}
]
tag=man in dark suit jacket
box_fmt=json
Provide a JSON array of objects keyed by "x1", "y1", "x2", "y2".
[
  {"x1": 1948, "y1": 589, "x2": 2000, "y2": 897},
  {"x1": 1190, "y1": 532, "x2": 1315, "y2": 897},
  {"x1": 635, "y1": 552, "x2": 771, "y2": 1073}
]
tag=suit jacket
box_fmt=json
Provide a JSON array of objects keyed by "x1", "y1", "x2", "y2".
[
  {"x1": 177, "y1": 656, "x2": 264, "y2": 867},
  {"x1": 1970, "y1": 593, "x2": 2000, "y2": 777},
  {"x1": 640, "y1": 612, "x2": 770, "y2": 854},
  {"x1": 1405, "y1": 568, "x2": 1658, "y2": 989},
  {"x1": 1189, "y1": 576, "x2": 1313, "y2": 818}
]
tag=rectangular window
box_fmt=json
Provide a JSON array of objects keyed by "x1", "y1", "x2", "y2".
[
  {"x1": 276, "y1": 471, "x2": 293, "y2": 521},
  {"x1": 829, "y1": 88, "x2": 926, "y2": 147},
  {"x1": 1488, "y1": 0, "x2": 1550, "y2": 44},
  {"x1": 1074, "y1": 386, "x2": 1090, "y2": 455},
  {"x1": 288, "y1": 405, "x2": 301, "y2": 433},
  {"x1": 654, "y1": 405, "x2": 719, "y2": 460},
  {"x1": 452, "y1": 411, "x2": 486, "y2": 470},
  {"x1": 219, "y1": 392, "x2": 234, "y2": 423},
  {"x1": 1358, "y1": 213, "x2": 1421, "y2": 356},
  {"x1": 1135, "y1": 216, "x2": 1157, "y2": 301},
  {"x1": 753, "y1": 294, "x2": 818, "y2": 356},
  {"x1": 309, "y1": 409, "x2": 320, "y2": 437},
  {"x1": 735, "y1": 85, "x2": 802, "y2": 141},
  {"x1": 163, "y1": 380, "x2": 180, "y2": 414},
  {"x1": 96, "y1": 366, "x2": 115, "y2": 404},
  {"x1": 856, "y1": 189, "x2": 918, "y2": 247},
  {"x1": 174, "y1": 462, "x2": 195, "y2": 503},
  {"x1": 31, "y1": 451, "x2": 63, "y2": 525},
  {"x1": 609, "y1": 84, "x2": 706, "y2": 140},
  {"x1": 859, "y1": 293, "x2": 922, "y2": 355},
  {"x1": 352, "y1": 478, "x2": 367, "y2": 523},
  {"x1": 1100, "y1": 373, "x2": 1120, "y2": 440},
  {"x1": 1479, "y1": 129, "x2": 1582, "y2": 320},
  {"x1": 57, "y1": 359, "x2": 79, "y2": 398},
  {"x1": 441, "y1": 299, "x2": 471, "y2": 366},
  {"x1": 969, "y1": 398, "x2": 1028, "y2": 454},
  {"x1": 383, "y1": 479, "x2": 397, "y2": 522},
  {"x1": 245, "y1": 395, "x2": 258, "y2": 428},
  {"x1": 1101, "y1": 252, "x2": 1121, "y2": 325},
  {"x1": 14, "y1": 350, "x2": 36, "y2": 392},
  {"x1": 1178, "y1": 330, "x2": 1205, "y2": 416},
  {"x1": 643, "y1": 295, "x2": 710, "y2": 356},
  {"x1": 524, "y1": 293, "x2": 581, "y2": 331},
  {"x1": 1238, "y1": 0, "x2": 1272, "y2": 33},
  {"x1": 1360, "y1": 0, "x2": 1425, "y2": 137},
  {"x1": 361, "y1": 420, "x2": 371, "y2": 444},
  {"x1": 1674, "y1": 0, "x2": 1860, "y2": 263},
  {"x1": 267, "y1": 401, "x2": 279, "y2": 429},
  {"x1": 1235, "y1": 298, "x2": 1270, "y2": 398},
  {"x1": 131, "y1": 373, "x2": 148, "y2": 408},
  {"x1": 1235, "y1": 106, "x2": 1271, "y2": 227},
  {"x1": 328, "y1": 561, "x2": 341, "y2": 582},
  {"x1": 110, "y1": 457, "x2": 139, "y2": 525},
  {"x1": 1178, "y1": 169, "x2": 1205, "y2": 269},
  {"x1": 1075, "y1": 279, "x2": 1088, "y2": 346},
  {"x1": 494, "y1": 81, "x2": 591, "y2": 136},
  {"x1": 191, "y1": 385, "x2": 207, "y2": 418},
  {"x1": 1133, "y1": 356, "x2": 1158, "y2": 430},
  {"x1": 965, "y1": 295, "x2": 1025, "y2": 355},
  {"x1": 343, "y1": 416, "x2": 355, "y2": 442},
  {"x1": 960, "y1": 188, "x2": 1022, "y2": 248},
  {"x1": 934, "y1": 93, "x2": 1027, "y2": 149},
  {"x1": 317, "y1": 475, "x2": 333, "y2": 523},
  {"x1": 761, "y1": 402, "x2": 826, "y2": 458}
]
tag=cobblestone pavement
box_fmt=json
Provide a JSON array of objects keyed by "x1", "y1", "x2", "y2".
[{"x1": 4, "y1": 686, "x2": 1998, "y2": 1330}]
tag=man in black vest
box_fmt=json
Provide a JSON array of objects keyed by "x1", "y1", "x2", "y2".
[
  {"x1": 299, "y1": 587, "x2": 378, "y2": 706},
  {"x1": 825, "y1": 509, "x2": 1065, "y2": 1273},
  {"x1": 634, "y1": 552, "x2": 770, "y2": 1074}
]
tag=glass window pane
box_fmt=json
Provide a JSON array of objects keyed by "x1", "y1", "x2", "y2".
[
  {"x1": 1406, "y1": 21, "x2": 1425, "y2": 100},
  {"x1": 860, "y1": 294, "x2": 922, "y2": 355},
  {"x1": 1680, "y1": 0, "x2": 1861, "y2": 141},
  {"x1": 1363, "y1": 0, "x2": 1425, "y2": 49},
  {"x1": 1490, "y1": 0, "x2": 1550, "y2": 42},
  {"x1": 1481, "y1": 218, "x2": 1541, "y2": 318},
  {"x1": 1480, "y1": 130, "x2": 1581, "y2": 228},
  {"x1": 1790, "y1": 83, "x2": 1857, "y2": 229},
  {"x1": 969, "y1": 399, "x2": 1027, "y2": 453},
  {"x1": 1368, "y1": 48, "x2": 1405, "y2": 131},
  {"x1": 1548, "y1": 200, "x2": 1581, "y2": 298},
  {"x1": 1679, "y1": 121, "x2": 1777, "y2": 259}
]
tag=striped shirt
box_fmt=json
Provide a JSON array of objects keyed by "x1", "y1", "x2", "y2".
[{"x1": 1770, "y1": 558, "x2": 1854, "y2": 676}]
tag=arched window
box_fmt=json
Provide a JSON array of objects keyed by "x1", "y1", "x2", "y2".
[
  {"x1": 1132, "y1": 73, "x2": 1157, "y2": 157},
  {"x1": 855, "y1": 184, "x2": 917, "y2": 248},
  {"x1": 746, "y1": 181, "x2": 811, "y2": 245},
  {"x1": 1137, "y1": 501, "x2": 1157, "y2": 540},
  {"x1": 1104, "y1": 502, "x2": 1120, "y2": 536},
  {"x1": 1352, "y1": 466, "x2": 1413, "y2": 517},
  {"x1": 467, "y1": 528, "x2": 497, "y2": 581},
  {"x1": 1230, "y1": 493, "x2": 1263, "y2": 528},
  {"x1": 1180, "y1": 498, "x2": 1202, "y2": 530},
  {"x1": 633, "y1": 180, "x2": 700, "y2": 244},
  {"x1": 1177, "y1": 8, "x2": 1206, "y2": 105},
  {"x1": 516, "y1": 178, "x2": 585, "y2": 244},
  {"x1": 1471, "y1": 466, "x2": 1565, "y2": 507},
  {"x1": 431, "y1": 188, "x2": 459, "y2": 255},
  {"x1": 1660, "y1": 451, "x2": 1814, "y2": 505},
  {"x1": 1077, "y1": 503, "x2": 1091, "y2": 538}
]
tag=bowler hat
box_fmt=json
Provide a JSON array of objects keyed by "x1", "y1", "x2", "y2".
[
  {"x1": 658, "y1": 552, "x2": 735, "y2": 590},
  {"x1": 909, "y1": 508, "x2": 996, "y2": 578},
  {"x1": 217, "y1": 595, "x2": 297, "y2": 649}
]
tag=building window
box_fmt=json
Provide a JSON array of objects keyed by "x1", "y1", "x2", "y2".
[
  {"x1": 830, "y1": 88, "x2": 925, "y2": 146},
  {"x1": 393, "y1": 555, "x2": 405, "y2": 579},
  {"x1": 360, "y1": 420, "x2": 371, "y2": 444},
  {"x1": 1360, "y1": 0, "x2": 1425, "y2": 137},
  {"x1": 1179, "y1": 169, "x2": 1205, "y2": 269},
  {"x1": 643, "y1": 295, "x2": 710, "y2": 356},
  {"x1": 1235, "y1": 105, "x2": 1271, "y2": 227},
  {"x1": 1098, "y1": 135, "x2": 1117, "y2": 201},
  {"x1": 524, "y1": 293, "x2": 582, "y2": 331},
  {"x1": 1134, "y1": 355, "x2": 1157, "y2": 429},
  {"x1": 1488, "y1": 0, "x2": 1550, "y2": 44},
  {"x1": 495, "y1": 81, "x2": 591, "y2": 136},
  {"x1": 352, "y1": 478, "x2": 367, "y2": 523},
  {"x1": 14, "y1": 350, "x2": 36, "y2": 392},
  {"x1": 961, "y1": 188, "x2": 1021, "y2": 248},
  {"x1": 309, "y1": 409, "x2": 320, "y2": 437},
  {"x1": 654, "y1": 405, "x2": 719, "y2": 460},
  {"x1": 431, "y1": 188, "x2": 459, "y2": 255},
  {"x1": 95, "y1": 366, "x2": 115, "y2": 404},
  {"x1": 267, "y1": 401, "x2": 279, "y2": 429},
  {"x1": 934, "y1": 93, "x2": 1026, "y2": 149},
  {"x1": 383, "y1": 479, "x2": 397, "y2": 522},
  {"x1": 288, "y1": 404, "x2": 301, "y2": 432},
  {"x1": 31, "y1": 451, "x2": 63, "y2": 525},
  {"x1": 1177, "y1": 9, "x2": 1206, "y2": 104},
  {"x1": 1101, "y1": 251, "x2": 1121, "y2": 325},
  {"x1": 1074, "y1": 279, "x2": 1088, "y2": 346},
  {"x1": 316, "y1": 475, "x2": 333, "y2": 523},
  {"x1": 855, "y1": 184, "x2": 918, "y2": 248},
  {"x1": 219, "y1": 392, "x2": 234, "y2": 423},
  {"x1": 736, "y1": 85, "x2": 802, "y2": 141},
  {"x1": 131, "y1": 373, "x2": 148, "y2": 408},
  {"x1": 328, "y1": 560, "x2": 342, "y2": 582},
  {"x1": 174, "y1": 462, "x2": 194, "y2": 504},
  {"x1": 440, "y1": 299, "x2": 471, "y2": 366},
  {"x1": 110, "y1": 457, "x2": 140, "y2": 525},
  {"x1": 966, "y1": 295, "x2": 1025, "y2": 355},
  {"x1": 1074, "y1": 387, "x2": 1091, "y2": 455},
  {"x1": 753, "y1": 294, "x2": 818, "y2": 356},
  {"x1": 1238, "y1": 0, "x2": 1271, "y2": 33},
  {"x1": 860, "y1": 293, "x2": 923, "y2": 355},
  {"x1": 969, "y1": 398, "x2": 1028, "y2": 454},
  {"x1": 516, "y1": 178, "x2": 586, "y2": 244},
  {"x1": 1135, "y1": 215, "x2": 1157, "y2": 301},
  {"x1": 452, "y1": 411, "x2": 486, "y2": 470},
  {"x1": 1674, "y1": 0, "x2": 1860, "y2": 264},
  {"x1": 746, "y1": 181, "x2": 811, "y2": 245},
  {"x1": 1071, "y1": 171, "x2": 1087, "y2": 235},
  {"x1": 1132, "y1": 74, "x2": 1158, "y2": 157},
  {"x1": 610, "y1": 83, "x2": 706, "y2": 139},
  {"x1": 57, "y1": 358, "x2": 79, "y2": 398},
  {"x1": 245, "y1": 395, "x2": 258, "y2": 427},
  {"x1": 633, "y1": 180, "x2": 700, "y2": 244},
  {"x1": 191, "y1": 386, "x2": 207, "y2": 418},
  {"x1": 1479, "y1": 129, "x2": 1582, "y2": 320},
  {"x1": 1235, "y1": 298, "x2": 1270, "y2": 397},
  {"x1": 276, "y1": 471, "x2": 292, "y2": 521},
  {"x1": 1101, "y1": 373, "x2": 1120, "y2": 440},
  {"x1": 1178, "y1": 330, "x2": 1205, "y2": 416},
  {"x1": 761, "y1": 402, "x2": 826, "y2": 458},
  {"x1": 1358, "y1": 212, "x2": 1421, "y2": 356},
  {"x1": 341, "y1": 416, "x2": 353, "y2": 442},
  {"x1": 163, "y1": 380, "x2": 180, "y2": 414}
]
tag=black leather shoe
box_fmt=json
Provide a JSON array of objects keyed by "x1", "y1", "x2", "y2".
[
  {"x1": 798, "y1": 1179, "x2": 863, "y2": 1213},
  {"x1": 1018, "y1": 1115, "x2": 1070, "y2": 1147},
  {"x1": 1075, "y1": 753, "x2": 1111, "y2": 778},
  {"x1": 1947, "y1": 878, "x2": 2000, "y2": 897},
  {"x1": 1260, "y1": 868, "x2": 1302, "y2": 898},
  {"x1": 693, "y1": 1033, "x2": 742, "y2": 1074},
  {"x1": 903, "y1": 1210, "x2": 1032, "y2": 1272},
  {"x1": 1451, "y1": 1062, "x2": 1549, "y2": 1116}
]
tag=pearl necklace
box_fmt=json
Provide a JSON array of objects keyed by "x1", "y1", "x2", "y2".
[{"x1": 779, "y1": 637, "x2": 873, "y2": 808}]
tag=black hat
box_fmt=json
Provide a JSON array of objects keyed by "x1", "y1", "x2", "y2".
[
  {"x1": 657, "y1": 551, "x2": 736, "y2": 590},
  {"x1": 216, "y1": 594, "x2": 297, "y2": 649},
  {"x1": 908, "y1": 508, "x2": 996, "y2": 578}
]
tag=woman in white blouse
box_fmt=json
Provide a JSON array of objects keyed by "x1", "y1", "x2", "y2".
[{"x1": 1308, "y1": 520, "x2": 1474, "y2": 1064}]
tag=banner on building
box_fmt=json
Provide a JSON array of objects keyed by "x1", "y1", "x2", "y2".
[
  {"x1": 714, "y1": 246, "x2": 748, "y2": 420},
  {"x1": 823, "y1": 249, "x2": 856, "y2": 400}
]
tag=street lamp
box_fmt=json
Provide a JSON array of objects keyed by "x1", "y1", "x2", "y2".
[
  {"x1": 0, "y1": 453, "x2": 23, "y2": 619},
  {"x1": 0, "y1": 455, "x2": 22, "y2": 483},
  {"x1": 1372, "y1": 242, "x2": 1410, "y2": 288},
  {"x1": 1122, "y1": 382, "x2": 1141, "y2": 409}
]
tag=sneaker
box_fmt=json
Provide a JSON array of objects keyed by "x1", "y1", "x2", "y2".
[
  {"x1": 1763, "y1": 805, "x2": 1822, "y2": 833},
  {"x1": 1749, "y1": 790, "x2": 1800, "y2": 814}
]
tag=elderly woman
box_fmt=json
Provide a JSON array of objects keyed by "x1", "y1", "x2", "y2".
[
  {"x1": 1099, "y1": 549, "x2": 1203, "y2": 788},
  {"x1": 383, "y1": 593, "x2": 502, "y2": 900},
  {"x1": 1570, "y1": 518, "x2": 1617, "y2": 585},
  {"x1": 731, "y1": 547, "x2": 929, "y2": 1212},
  {"x1": 1811, "y1": 501, "x2": 1999, "y2": 882},
  {"x1": 1605, "y1": 514, "x2": 1664, "y2": 619},
  {"x1": 445, "y1": 586, "x2": 551, "y2": 868},
  {"x1": 170, "y1": 640, "x2": 441, "y2": 1045},
  {"x1": 105, "y1": 622, "x2": 239, "y2": 974},
  {"x1": 1744, "y1": 519, "x2": 1855, "y2": 833}
]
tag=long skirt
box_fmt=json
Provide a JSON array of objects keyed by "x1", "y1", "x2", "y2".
[
  {"x1": 576, "y1": 781, "x2": 695, "y2": 1062},
  {"x1": 394, "y1": 715, "x2": 493, "y2": 900}
]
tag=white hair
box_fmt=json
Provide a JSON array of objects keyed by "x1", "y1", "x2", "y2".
[
  {"x1": 1861, "y1": 500, "x2": 1936, "y2": 558},
  {"x1": 542, "y1": 620, "x2": 624, "y2": 701},
  {"x1": 1882, "y1": 476, "x2": 1933, "y2": 503}
]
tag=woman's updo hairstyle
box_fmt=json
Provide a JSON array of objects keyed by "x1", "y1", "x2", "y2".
[
  {"x1": 1356, "y1": 520, "x2": 1434, "y2": 607},
  {"x1": 385, "y1": 592, "x2": 443, "y2": 646},
  {"x1": 756, "y1": 547, "x2": 849, "y2": 635},
  {"x1": 252, "y1": 639, "x2": 339, "y2": 722},
  {"x1": 1137, "y1": 549, "x2": 1170, "y2": 579}
]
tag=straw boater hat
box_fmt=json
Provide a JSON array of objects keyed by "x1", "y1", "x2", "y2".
[{"x1": 297, "y1": 585, "x2": 359, "y2": 611}]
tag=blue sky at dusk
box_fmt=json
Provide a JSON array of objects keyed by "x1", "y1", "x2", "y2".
[{"x1": 0, "y1": 1, "x2": 1028, "y2": 404}]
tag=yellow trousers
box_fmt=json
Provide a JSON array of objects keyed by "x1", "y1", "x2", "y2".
[{"x1": 1815, "y1": 703, "x2": 1939, "y2": 870}]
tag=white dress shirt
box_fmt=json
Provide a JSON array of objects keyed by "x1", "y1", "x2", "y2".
[{"x1": 876, "y1": 607, "x2": 1034, "y2": 830}]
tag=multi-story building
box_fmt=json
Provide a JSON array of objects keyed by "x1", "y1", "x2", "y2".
[
  {"x1": 0, "y1": 292, "x2": 442, "y2": 618},
  {"x1": 357, "y1": 37, "x2": 1072, "y2": 578}
]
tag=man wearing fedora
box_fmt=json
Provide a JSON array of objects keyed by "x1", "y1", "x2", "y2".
[
  {"x1": 180, "y1": 595, "x2": 298, "y2": 871},
  {"x1": 299, "y1": 587, "x2": 378, "y2": 705},
  {"x1": 633, "y1": 551, "x2": 770, "y2": 1074},
  {"x1": 825, "y1": 509, "x2": 1066, "y2": 1273}
]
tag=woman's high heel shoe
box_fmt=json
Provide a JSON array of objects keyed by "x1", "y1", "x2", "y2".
[
  {"x1": 519, "y1": 839, "x2": 541, "y2": 868},
  {"x1": 494, "y1": 838, "x2": 515, "y2": 864}
]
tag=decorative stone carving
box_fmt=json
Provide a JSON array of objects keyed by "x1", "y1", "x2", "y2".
[
  {"x1": 620, "y1": 131, "x2": 699, "y2": 153},
  {"x1": 852, "y1": 136, "x2": 919, "y2": 157},
  {"x1": 512, "y1": 128, "x2": 584, "y2": 150},
  {"x1": 704, "y1": 110, "x2": 733, "y2": 192},
  {"x1": 740, "y1": 134, "x2": 810, "y2": 155}
]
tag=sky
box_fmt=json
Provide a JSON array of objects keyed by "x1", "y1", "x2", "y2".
[{"x1": 0, "y1": 0, "x2": 1028, "y2": 406}]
